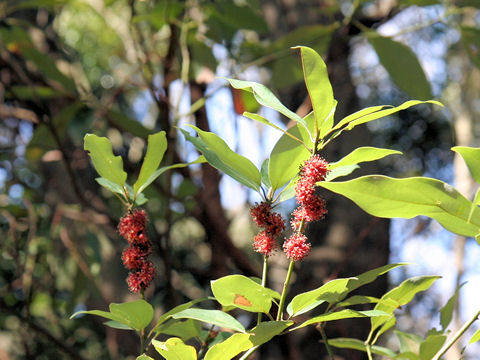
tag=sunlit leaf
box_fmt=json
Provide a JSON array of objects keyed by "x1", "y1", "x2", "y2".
[
  {"x1": 172, "y1": 308, "x2": 245, "y2": 333},
  {"x1": 451, "y1": 146, "x2": 480, "y2": 185},
  {"x1": 292, "y1": 309, "x2": 389, "y2": 330},
  {"x1": 211, "y1": 275, "x2": 275, "y2": 313},
  {"x1": 204, "y1": 321, "x2": 292, "y2": 360},
  {"x1": 440, "y1": 282, "x2": 466, "y2": 330},
  {"x1": 318, "y1": 175, "x2": 480, "y2": 237},
  {"x1": 134, "y1": 132, "x2": 167, "y2": 195},
  {"x1": 182, "y1": 127, "x2": 260, "y2": 190},
  {"x1": 154, "y1": 319, "x2": 201, "y2": 341},
  {"x1": 84, "y1": 134, "x2": 127, "y2": 187},
  {"x1": 469, "y1": 329, "x2": 480, "y2": 344},
  {"x1": 71, "y1": 300, "x2": 153, "y2": 332},
  {"x1": 269, "y1": 125, "x2": 312, "y2": 191},
  {"x1": 419, "y1": 334, "x2": 446, "y2": 360},
  {"x1": 328, "y1": 147, "x2": 402, "y2": 170},
  {"x1": 153, "y1": 338, "x2": 197, "y2": 360},
  {"x1": 295, "y1": 46, "x2": 336, "y2": 139}
]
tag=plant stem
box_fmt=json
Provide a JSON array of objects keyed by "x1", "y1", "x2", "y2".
[
  {"x1": 239, "y1": 346, "x2": 259, "y2": 360},
  {"x1": 276, "y1": 260, "x2": 295, "y2": 321},
  {"x1": 432, "y1": 309, "x2": 480, "y2": 360},
  {"x1": 319, "y1": 324, "x2": 335, "y2": 360},
  {"x1": 366, "y1": 344, "x2": 373, "y2": 360},
  {"x1": 257, "y1": 256, "x2": 268, "y2": 325}
]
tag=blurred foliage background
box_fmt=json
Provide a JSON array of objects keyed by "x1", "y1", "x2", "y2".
[{"x1": 1, "y1": 0, "x2": 479, "y2": 359}]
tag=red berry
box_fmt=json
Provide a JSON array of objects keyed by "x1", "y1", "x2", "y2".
[
  {"x1": 253, "y1": 231, "x2": 276, "y2": 256},
  {"x1": 283, "y1": 233, "x2": 311, "y2": 261}
]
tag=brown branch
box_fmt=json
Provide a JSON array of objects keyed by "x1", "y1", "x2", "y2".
[{"x1": 0, "y1": 104, "x2": 39, "y2": 123}]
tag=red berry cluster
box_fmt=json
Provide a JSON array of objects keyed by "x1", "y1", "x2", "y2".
[
  {"x1": 118, "y1": 209, "x2": 154, "y2": 293},
  {"x1": 250, "y1": 202, "x2": 285, "y2": 256},
  {"x1": 283, "y1": 155, "x2": 329, "y2": 261}
]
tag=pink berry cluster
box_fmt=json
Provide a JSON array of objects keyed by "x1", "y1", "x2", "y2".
[
  {"x1": 250, "y1": 202, "x2": 285, "y2": 256},
  {"x1": 118, "y1": 209, "x2": 154, "y2": 293},
  {"x1": 283, "y1": 155, "x2": 329, "y2": 261}
]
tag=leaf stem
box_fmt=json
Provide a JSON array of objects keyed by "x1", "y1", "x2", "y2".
[
  {"x1": 257, "y1": 256, "x2": 268, "y2": 325},
  {"x1": 277, "y1": 260, "x2": 295, "y2": 321},
  {"x1": 432, "y1": 309, "x2": 480, "y2": 360},
  {"x1": 318, "y1": 324, "x2": 335, "y2": 360},
  {"x1": 238, "y1": 345, "x2": 259, "y2": 360},
  {"x1": 366, "y1": 344, "x2": 373, "y2": 360}
]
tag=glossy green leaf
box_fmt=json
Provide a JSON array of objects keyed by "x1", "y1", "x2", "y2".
[
  {"x1": 292, "y1": 309, "x2": 389, "y2": 330},
  {"x1": 136, "y1": 155, "x2": 206, "y2": 197},
  {"x1": 469, "y1": 329, "x2": 480, "y2": 344},
  {"x1": 269, "y1": 125, "x2": 312, "y2": 191},
  {"x1": 211, "y1": 275, "x2": 274, "y2": 314},
  {"x1": 95, "y1": 177, "x2": 125, "y2": 196},
  {"x1": 134, "y1": 131, "x2": 167, "y2": 194},
  {"x1": 104, "y1": 320, "x2": 134, "y2": 330},
  {"x1": 243, "y1": 112, "x2": 300, "y2": 142},
  {"x1": 152, "y1": 297, "x2": 211, "y2": 334},
  {"x1": 171, "y1": 308, "x2": 245, "y2": 333},
  {"x1": 328, "y1": 100, "x2": 442, "y2": 140},
  {"x1": 369, "y1": 35, "x2": 431, "y2": 100},
  {"x1": 183, "y1": 127, "x2": 260, "y2": 190},
  {"x1": 420, "y1": 335, "x2": 446, "y2": 360},
  {"x1": 71, "y1": 300, "x2": 153, "y2": 332},
  {"x1": 153, "y1": 338, "x2": 197, "y2": 360},
  {"x1": 204, "y1": 321, "x2": 292, "y2": 360},
  {"x1": 336, "y1": 295, "x2": 380, "y2": 307},
  {"x1": 84, "y1": 134, "x2": 127, "y2": 187},
  {"x1": 224, "y1": 78, "x2": 306, "y2": 128},
  {"x1": 371, "y1": 276, "x2": 440, "y2": 333},
  {"x1": 328, "y1": 338, "x2": 397, "y2": 357},
  {"x1": 295, "y1": 46, "x2": 336, "y2": 138},
  {"x1": 288, "y1": 263, "x2": 406, "y2": 317},
  {"x1": 287, "y1": 278, "x2": 354, "y2": 317},
  {"x1": 440, "y1": 283, "x2": 465, "y2": 330},
  {"x1": 452, "y1": 146, "x2": 480, "y2": 184},
  {"x1": 324, "y1": 165, "x2": 360, "y2": 181},
  {"x1": 155, "y1": 319, "x2": 201, "y2": 341},
  {"x1": 328, "y1": 147, "x2": 402, "y2": 170},
  {"x1": 260, "y1": 159, "x2": 271, "y2": 188},
  {"x1": 319, "y1": 175, "x2": 480, "y2": 237}
]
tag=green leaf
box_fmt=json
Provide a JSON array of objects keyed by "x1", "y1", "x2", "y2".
[
  {"x1": 9, "y1": 85, "x2": 63, "y2": 99},
  {"x1": 369, "y1": 35, "x2": 431, "y2": 100},
  {"x1": 152, "y1": 338, "x2": 197, "y2": 360},
  {"x1": 182, "y1": 127, "x2": 260, "y2": 191},
  {"x1": 469, "y1": 329, "x2": 480, "y2": 344},
  {"x1": 371, "y1": 276, "x2": 440, "y2": 334},
  {"x1": 318, "y1": 175, "x2": 480, "y2": 237},
  {"x1": 328, "y1": 100, "x2": 442, "y2": 140},
  {"x1": 324, "y1": 165, "x2": 360, "y2": 181},
  {"x1": 134, "y1": 131, "x2": 167, "y2": 195},
  {"x1": 287, "y1": 278, "x2": 355, "y2": 317},
  {"x1": 419, "y1": 335, "x2": 446, "y2": 360},
  {"x1": 287, "y1": 263, "x2": 406, "y2": 317},
  {"x1": 211, "y1": 275, "x2": 274, "y2": 314},
  {"x1": 171, "y1": 308, "x2": 245, "y2": 333},
  {"x1": 152, "y1": 297, "x2": 211, "y2": 334},
  {"x1": 71, "y1": 300, "x2": 153, "y2": 332},
  {"x1": 95, "y1": 177, "x2": 125, "y2": 197},
  {"x1": 336, "y1": 295, "x2": 380, "y2": 307},
  {"x1": 204, "y1": 321, "x2": 292, "y2": 360},
  {"x1": 292, "y1": 309, "x2": 389, "y2": 330},
  {"x1": 394, "y1": 330, "x2": 423, "y2": 354},
  {"x1": 295, "y1": 46, "x2": 336, "y2": 139},
  {"x1": 260, "y1": 159, "x2": 271, "y2": 188},
  {"x1": 328, "y1": 337, "x2": 397, "y2": 357},
  {"x1": 243, "y1": 112, "x2": 300, "y2": 142},
  {"x1": 155, "y1": 319, "x2": 201, "y2": 341},
  {"x1": 224, "y1": 78, "x2": 306, "y2": 128},
  {"x1": 84, "y1": 134, "x2": 127, "y2": 187},
  {"x1": 328, "y1": 147, "x2": 402, "y2": 170},
  {"x1": 440, "y1": 283, "x2": 466, "y2": 330},
  {"x1": 269, "y1": 125, "x2": 312, "y2": 191},
  {"x1": 137, "y1": 354, "x2": 155, "y2": 360},
  {"x1": 452, "y1": 146, "x2": 480, "y2": 184},
  {"x1": 104, "y1": 320, "x2": 134, "y2": 330}
]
